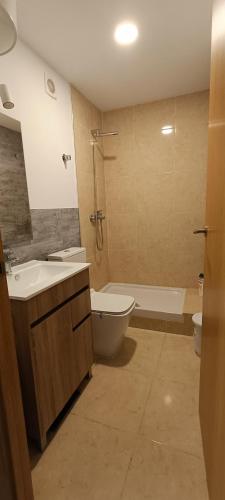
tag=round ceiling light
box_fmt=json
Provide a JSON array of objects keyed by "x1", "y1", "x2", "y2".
[{"x1": 114, "y1": 21, "x2": 138, "y2": 46}]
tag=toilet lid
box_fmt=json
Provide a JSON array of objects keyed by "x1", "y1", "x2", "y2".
[{"x1": 91, "y1": 291, "x2": 135, "y2": 315}]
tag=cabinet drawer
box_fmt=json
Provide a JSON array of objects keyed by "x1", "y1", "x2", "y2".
[
  {"x1": 72, "y1": 317, "x2": 93, "y2": 384},
  {"x1": 71, "y1": 289, "x2": 91, "y2": 329},
  {"x1": 28, "y1": 269, "x2": 90, "y2": 323}
]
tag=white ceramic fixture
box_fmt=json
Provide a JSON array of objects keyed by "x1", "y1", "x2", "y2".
[
  {"x1": 101, "y1": 283, "x2": 186, "y2": 321},
  {"x1": 6, "y1": 260, "x2": 91, "y2": 300},
  {"x1": 192, "y1": 312, "x2": 202, "y2": 357},
  {"x1": 48, "y1": 247, "x2": 135, "y2": 357},
  {"x1": 0, "y1": 0, "x2": 17, "y2": 55},
  {"x1": 114, "y1": 21, "x2": 138, "y2": 46},
  {"x1": 48, "y1": 247, "x2": 86, "y2": 263},
  {"x1": 91, "y1": 290, "x2": 135, "y2": 357}
]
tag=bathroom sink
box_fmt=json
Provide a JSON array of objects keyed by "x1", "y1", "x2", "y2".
[{"x1": 7, "y1": 260, "x2": 91, "y2": 300}]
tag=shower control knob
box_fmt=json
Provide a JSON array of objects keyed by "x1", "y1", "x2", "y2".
[
  {"x1": 97, "y1": 210, "x2": 106, "y2": 221},
  {"x1": 89, "y1": 213, "x2": 97, "y2": 222},
  {"x1": 89, "y1": 211, "x2": 106, "y2": 222}
]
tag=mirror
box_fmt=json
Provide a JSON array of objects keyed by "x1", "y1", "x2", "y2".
[{"x1": 0, "y1": 113, "x2": 32, "y2": 246}]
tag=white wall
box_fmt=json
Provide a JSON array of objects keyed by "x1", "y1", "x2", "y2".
[{"x1": 0, "y1": 40, "x2": 78, "y2": 209}]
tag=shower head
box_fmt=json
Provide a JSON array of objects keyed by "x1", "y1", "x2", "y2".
[{"x1": 91, "y1": 128, "x2": 119, "y2": 140}]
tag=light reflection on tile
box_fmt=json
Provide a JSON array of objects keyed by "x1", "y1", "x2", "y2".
[{"x1": 140, "y1": 377, "x2": 203, "y2": 457}]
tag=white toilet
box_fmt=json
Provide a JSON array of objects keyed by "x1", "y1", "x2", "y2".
[
  {"x1": 192, "y1": 312, "x2": 202, "y2": 357},
  {"x1": 48, "y1": 247, "x2": 135, "y2": 357},
  {"x1": 91, "y1": 289, "x2": 135, "y2": 357}
]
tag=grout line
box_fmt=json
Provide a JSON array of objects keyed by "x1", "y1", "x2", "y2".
[
  {"x1": 119, "y1": 433, "x2": 141, "y2": 500},
  {"x1": 70, "y1": 410, "x2": 138, "y2": 435},
  {"x1": 95, "y1": 361, "x2": 160, "y2": 379},
  {"x1": 150, "y1": 373, "x2": 200, "y2": 388},
  {"x1": 137, "y1": 333, "x2": 167, "y2": 434},
  {"x1": 148, "y1": 438, "x2": 205, "y2": 462},
  {"x1": 70, "y1": 409, "x2": 145, "y2": 499},
  {"x1": 119, "y1": 454, "x2": 134, "y2": 500}
]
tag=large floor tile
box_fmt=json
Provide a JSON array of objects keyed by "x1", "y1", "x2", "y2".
[
  {"x1": 97, "y1": 327, "x2": 165, "y2": 377},
  {"x1": 32, "y1": 414, "x2": 135, "y2": 500},
  {"x1": 72, "y1": 364, "x2": 151, "y2": 433},
  {"x1": 140, "y1": 377, "x2": 203, "y2": 457},
  {"x1": 121, "y1": 438, "x2": 208, "y2": 500},
  {"x1": 156, "y1": 333, "x2": 200, "y2": 385}
]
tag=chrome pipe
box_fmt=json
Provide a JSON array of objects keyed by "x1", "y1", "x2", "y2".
[{"x1": 91, "y1": 129, "x2": 118, "y2": 139}]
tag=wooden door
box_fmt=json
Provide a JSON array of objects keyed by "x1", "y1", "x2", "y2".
[
  {"x1": 31, "y1": 303, "x2": 76, "y2": 438},
  {"x1": 199, "y1": 0, "x2": 225, "y2": 498},
  {"x1": 0, "y1": 234, "x2": 34, "y2": 499}
]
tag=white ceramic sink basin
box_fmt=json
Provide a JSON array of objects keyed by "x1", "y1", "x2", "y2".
[{"x1": 7, "y1": 260, "x2": 91, "y2": 300}]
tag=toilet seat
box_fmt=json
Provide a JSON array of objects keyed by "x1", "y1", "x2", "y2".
[{"x1": 91, "y1": 291, "x2": 135, "y2": 315}]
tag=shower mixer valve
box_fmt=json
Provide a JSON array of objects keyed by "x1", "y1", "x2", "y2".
[
  {"x1": 89, "y1": 210, "x2": 105, "y2": 251},
  {"x1": 89, "y1": 210, "x2": 106, "y2": 222}
]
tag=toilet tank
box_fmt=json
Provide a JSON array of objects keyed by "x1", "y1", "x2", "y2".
[{"x1": 48, "y1": 247, "x2": 86, "y2": 263}]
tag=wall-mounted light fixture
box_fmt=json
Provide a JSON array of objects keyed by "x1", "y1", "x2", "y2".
[
  {"x1": 62, "y1": 153, "x2": 72, "y2": 168},
  {"x1": 0, "y1": 83, "x2": 14, "y2": 108}
]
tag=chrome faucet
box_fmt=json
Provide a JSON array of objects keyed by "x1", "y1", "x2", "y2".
[{"x1": 3, "y1": 249, "x2": 18, "y2": 274}]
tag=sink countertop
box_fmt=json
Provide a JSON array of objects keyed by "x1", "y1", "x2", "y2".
[{"x1": 7, "y1": 260, "x2": 91, "y2": 301}]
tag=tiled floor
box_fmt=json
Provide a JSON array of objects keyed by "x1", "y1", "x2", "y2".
[{"x1": 32, "y1": 327, "x2": 209, "y2": 500}]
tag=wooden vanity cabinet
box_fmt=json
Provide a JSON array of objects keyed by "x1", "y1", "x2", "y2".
[
  {"x1": 31, "y1": 303, "x2": 76, "y2": 435},
  {"x1": 10, "y1": 269, "x2": 93, "y2": 450}
]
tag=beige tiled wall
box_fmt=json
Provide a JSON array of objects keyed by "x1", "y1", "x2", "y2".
[
  {"x1": 71, "y1": 87, "x2": 109, "y2": 289},
  {"x1": 103, "y1": 91, "x2": 209, "y2": 287}
]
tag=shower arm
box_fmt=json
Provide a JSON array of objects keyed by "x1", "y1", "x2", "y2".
[{"x1": 91, "y1": 129, "x2": 118, "y2": 140}]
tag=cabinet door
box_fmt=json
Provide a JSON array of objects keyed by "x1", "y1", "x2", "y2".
[
  {"x1": 31, "y1": 303, "x2": 77, "y2": 433},
  {"x1": 72, "y1": 317, "x2": 93, "y2": 385}
]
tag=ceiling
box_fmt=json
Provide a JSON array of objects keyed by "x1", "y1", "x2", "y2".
[{"x1": 17, "y1": 0, "x2": 212, "y2": 111}]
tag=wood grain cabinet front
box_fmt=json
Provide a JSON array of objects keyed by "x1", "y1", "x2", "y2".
[
  {"x1": 31, "y1": 303, "x2": 77, "y2": 434},
  {"x1": 70, "y1": 289, "x2": 91, "y2": 329},
  {"x1": 72, "y1": 317, "x2": 93, "y2": 385},
  {"x1": 11, "y1": 272, "x2": 93, "y2": 450}
]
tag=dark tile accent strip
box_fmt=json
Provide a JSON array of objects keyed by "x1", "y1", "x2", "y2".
[{"x1": 5, "y1": 208, "x2": 81, "y2": 264}]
